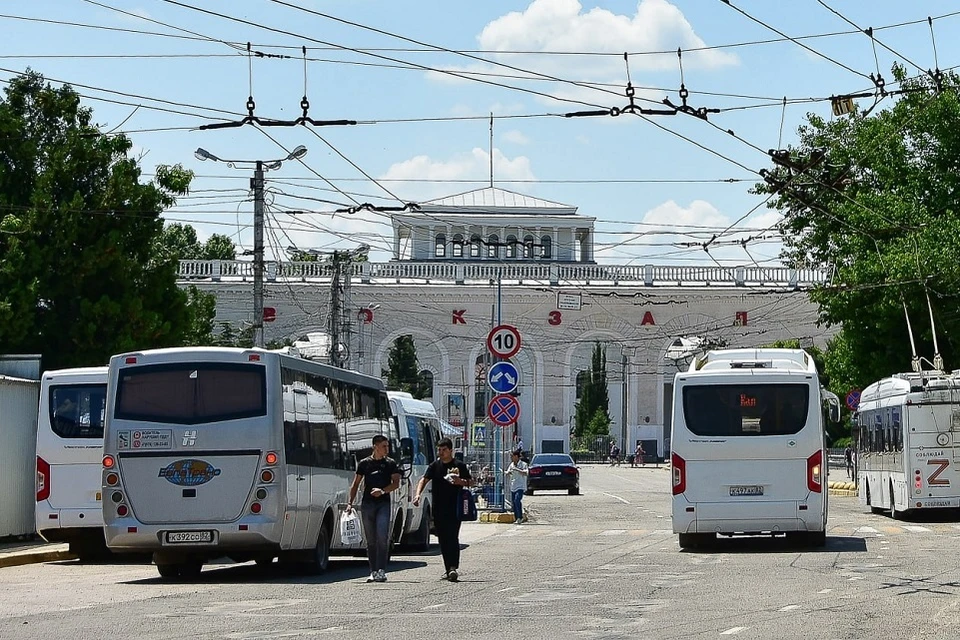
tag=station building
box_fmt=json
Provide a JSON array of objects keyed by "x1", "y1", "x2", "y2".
[{"x1": 178, "y1": 187, "x2": 831, "y2": 458}]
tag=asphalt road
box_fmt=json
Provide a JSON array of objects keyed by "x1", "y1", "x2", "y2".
[{"x1": 3, "y1": 465, "x2": 960, "y2": 639}]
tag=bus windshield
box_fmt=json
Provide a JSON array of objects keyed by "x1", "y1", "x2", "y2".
[
  {"x1": 683, "y1": 383, "x2": 810, "y2": 437},
  {"x1": 115, "y1": 363, "x2": 266, "y2": 424}
]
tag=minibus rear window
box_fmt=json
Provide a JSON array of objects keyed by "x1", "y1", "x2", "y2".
[
  {"x1": 116, "y1": 363, "x2": 266, "y2": 424},
  {"x1": 682, "y1": 384, "x2": 810, "y2": 436}
]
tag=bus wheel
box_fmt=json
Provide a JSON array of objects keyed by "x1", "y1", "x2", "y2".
[
  {"x1": 807, "y1": 530, "x2": 827, "y2": 547},
  {"x1": 415, "y1": 509, "x2": 431, "y2": 551},
  {"x1": 890, "y1": 482, "x2": 903, "y2": 519},
  {"x1": 678, "y1": 533, "x2": 711, "y2": 549},
  {"x1": 309, "y1": 526, "x2": 330, "y2": 574},
  {"x1": 179, "y1": 561, "x2": 203, "y2": 579},
  {"x1": 156, "y1": 563, "x2": 180, "y2": 579}
]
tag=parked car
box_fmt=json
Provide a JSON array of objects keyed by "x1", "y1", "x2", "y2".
[{"x1": 526, "y1": 453, "x2": 579, "y2": 495}]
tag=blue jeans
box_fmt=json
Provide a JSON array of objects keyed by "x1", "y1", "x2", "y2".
[
  {"x1": 511, "y1": 489, "x2": 524, "y2": 522},
  {"x1": 360, "y1": 500, "x2": 391, "y2": 573}
]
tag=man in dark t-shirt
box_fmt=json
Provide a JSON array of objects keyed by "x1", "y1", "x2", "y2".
[
  {"x1": 413, "y1": 437, "x2": 472, "y2": 582},
  {"x1": 348, "y1": 435, "x2": 401, "y2": 583}
]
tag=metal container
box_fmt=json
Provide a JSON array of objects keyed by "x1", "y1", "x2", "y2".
[{"x1": 0, "y1": 375, "x2": 41, "y2": 538}]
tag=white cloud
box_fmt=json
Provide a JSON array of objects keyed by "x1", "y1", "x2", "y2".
[
  {"x1": 502, "y1": 129, "x2": 530, "y2": 145},
  {"x1": 432, "y1": 0, "x2": 737, "y2": 106},
  {"x1": 595, "y1": 199, "x2": 785, "y2": 266},
  {"x1": 380, "y1": 148, "x2": 536, "y2": 201}
]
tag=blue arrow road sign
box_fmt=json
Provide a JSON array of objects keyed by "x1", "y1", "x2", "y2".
[{"x1": 487, "y1": 361, "x2": 520, "y2": 394}]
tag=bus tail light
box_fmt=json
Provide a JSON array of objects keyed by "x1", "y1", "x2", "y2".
[
  {"x1": 102, "y1": 455, "x2": 116, "y2": 469},
  {"x1": 260, "y1": 469, "x2": 274, "y2": 483},
  {"x1": 117, "y1": 505, "x2": 128, "y2": 517},
  {"x1": 251, "y1": 502, "x2": 262, "y2": 514},
  {"x1": 265, "y1": 451, "x2": 278, "y2": 465},
  {"x1": 37, "y1": 456, "x2": 50, "y2": 502},
  {"x1": 672, "y1": 454, "x2": 686, "y2": 495},
  {"x1": 106, "y1": 472, "x2": 120, "y2": 487},
  {"x1": 807, "y1": 450, "x2": 823, "y2": 493},
  {"x1": 914, "y1": 469, "x2": 922, "y2": 489}
]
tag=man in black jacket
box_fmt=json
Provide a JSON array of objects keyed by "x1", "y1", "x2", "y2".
[{"x1": 413, "y1": 437, "x2": 472, "y2": 582}]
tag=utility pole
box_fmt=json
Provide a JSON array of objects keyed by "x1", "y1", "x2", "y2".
[
  {"x1": 621, "y1": 352, "x2": 628, "y2": 455},
  {"x1": 329, "y1": 251, "x2": 343, "y2": 367},
  {"x1": 251, "y1": 161, "x2": 265, "y2": 348},
  {"x1": 194, "y1": 145, "x2": 307, "y2": 349}
]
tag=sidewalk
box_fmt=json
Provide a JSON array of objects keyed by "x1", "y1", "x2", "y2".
[{"x1": 0, "y1": 539, "x2": 74, "y2": 569}]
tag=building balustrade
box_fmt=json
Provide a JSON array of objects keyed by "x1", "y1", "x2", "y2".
[{"x1": 178, "y1": 259, "x2": 829, "y2": 288}]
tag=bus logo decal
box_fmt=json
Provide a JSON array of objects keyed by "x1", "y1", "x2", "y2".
[
  {"x1": 927, "y1": 459, "x2": 951, "y2": 486},
  {"x1": 182, "y1": 430, "x2": 197, "y2": 446},
  {"x1": 158, "y1": 459, "x2": 222, "y2": 487}
]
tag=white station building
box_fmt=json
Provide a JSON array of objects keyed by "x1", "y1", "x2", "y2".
[{"x1": 178, "y1": 187, "x2": 832, "y2": 458}]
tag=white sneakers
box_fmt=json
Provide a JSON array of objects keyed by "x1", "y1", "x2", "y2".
[
  {"x1": 367, "y1": 569, "x2": 387, "y2": 583},
  {"x1": 446, "y1": 568, "x2": 459, "y2": 582}
]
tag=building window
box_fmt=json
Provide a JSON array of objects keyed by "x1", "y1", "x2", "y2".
[
  {"x1": 419, "y1": 369, "x2": 434, "y2": 400},
  {"x1": 575, "y1": 370, "x2": 588, "y2": 399},
  {"x1": 523, "y1": 235, "x2": 534, "y2": 259},
  {"x1": 452, "y1": 234, "x2": 464, "y2": 258},
  {"x1": 435, "y1": 234, "x2": 446, "y2": 258},
  {"x1": 505, "y1": 235, "x2": 518, "y2": 259},
  {"x1": 470, "y1": 234, "x2": 482, "y2": 258},
  {"x1": 487, "y1": 234, "x2": 499, "y2": 258},
  {"x1": 540, "y1": 235, "x2": 552, "y2": 259}
]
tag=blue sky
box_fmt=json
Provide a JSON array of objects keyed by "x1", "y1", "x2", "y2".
[{"x1": 4, "y1": 0, "x2": 958, "y2": 266}]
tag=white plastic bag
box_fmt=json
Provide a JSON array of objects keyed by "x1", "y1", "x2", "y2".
[{"x1": 340, "y1": 510, "x2": 363, "y2": 545}]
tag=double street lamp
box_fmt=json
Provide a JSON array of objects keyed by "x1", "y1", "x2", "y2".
[{"x1": 194, "y1": 145, "x2": 308, "y2": 348}]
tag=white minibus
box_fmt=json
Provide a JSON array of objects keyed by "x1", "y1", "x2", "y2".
[
  {"x1": 857, "y1": 371, "x2": 960, "y2": 517},
  {"x1": 671, "y1": 348, "x2": 839, "y2": 549},
  {"x1": 387, "y1": 391, "x2": 441, "y2": 550},
  {"x1": 35, "y1": 367, "x2": 108, "y2": 559},
  {"x1": 102, "y1": 347, "x2": 403, "y2": 579}
]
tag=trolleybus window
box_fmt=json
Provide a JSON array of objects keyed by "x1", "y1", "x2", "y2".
[
  {"x1": 115, "y1": 363, "x2": 266, "y2": 424},
  {"x1": 683, "y1": 384, "x2": 810, "y2": 437}
]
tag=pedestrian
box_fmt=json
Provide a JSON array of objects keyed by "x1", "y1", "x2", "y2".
[
  {"x1": 413, "y1": 437, "x2": 473, "y2": 582},
  {"x1": 506, "y1": 450, "x2": 529, "y2": 524},
  {"x1": 844, "y1": 445, "x2": 853, "y2": 479},
  {"x1": 609, "y1": 441, "x2": 621, "y2": 467},
  {"x1": 347, "y1": 434, "x2": 401, "y2": 583},
  {"x1": 632, "y1": 441, "x2": 645, "y2": 468}
]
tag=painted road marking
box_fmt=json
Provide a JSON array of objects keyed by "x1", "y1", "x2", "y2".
[
  {"x1": 778, "y1": 605, "x2": 801, "y2": 612},
  {"x1": 903, "y1": 525, "x2": 931, "y2": 533},
  {"x1": 599, "y1": 529, "x2": 628, "y2": 536},
  {"x1": 603, "y1": 492, "x2": 630, "y2": 504},
  {"x1": 720, "y1": 627, "x2": 747, "y2": 635}
]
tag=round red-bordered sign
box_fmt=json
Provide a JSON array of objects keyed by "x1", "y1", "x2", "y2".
[
  {"x1": 487, "y1": 393, "x2": 521, "y2": 426},
  {"x1": 486, "y1": 324, "x2": 521, "y2": 359}
]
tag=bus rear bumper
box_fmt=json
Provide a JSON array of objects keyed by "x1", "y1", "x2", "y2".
[
  {"x1": 673, "y1": 499, "x2": 825, "y2": 534},
  {"x1": 36, "y1": 506, "x2": 105, "y2": 543},
  {"x1": 104, "y1": 522, "x2": 280, "y2": 553}
]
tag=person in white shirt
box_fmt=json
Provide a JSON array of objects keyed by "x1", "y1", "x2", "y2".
[{"x1": 506, "y1": 450, "x2": 529, "y2": 523}]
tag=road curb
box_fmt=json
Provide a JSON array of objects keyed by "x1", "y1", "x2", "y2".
[
  {"x1": 479, "y1": 511, "x2": 517, "y2": 524},
  {"x1": 0, "y1": 549, "x2": 76, "y2": 569}
]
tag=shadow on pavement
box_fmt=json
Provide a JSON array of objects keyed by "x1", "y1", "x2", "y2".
[{"x1": 680, "y1": 534, "x2": 868, "y2": 554}]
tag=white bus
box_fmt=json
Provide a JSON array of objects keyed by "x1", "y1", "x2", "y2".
[
  {"x1": 671, "y1": 348, "x2": 840, "y2": 549},
  {"x1": 102, "y1": 347, "x2": 403, "y2": 579},
  {"x1": 387, "y1": 391, "x2": 441, "y2": 550},
  {"x1": 35, "y1": 367, "x2": 109, "y2": 560},
  {"x1": 856, "y1": 371, "x2": 960, "y2": 517}
]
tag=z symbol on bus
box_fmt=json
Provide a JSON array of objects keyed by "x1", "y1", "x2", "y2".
[{"x1": 182, "y1": 430, "x2": 197, "y2": 446}]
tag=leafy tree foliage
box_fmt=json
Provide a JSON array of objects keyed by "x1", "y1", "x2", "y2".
[
  {"x1": 756, "y1": 66, "x2": 960, "y2": 389},
  {"x1": 383, "y1": 335, "x2": 431, "y2": 399},
  {"x1": 0, "y1": 72, "x2": 208, "y2": 369},
  {"x1": 573, "y1": 342, "x2": 611, "y2": 438},
  {"x1": 159, "y1": 223, "x2": 236, "y2": 261}
]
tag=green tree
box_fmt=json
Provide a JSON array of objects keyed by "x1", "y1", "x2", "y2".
[
  {"x1": 383, "y1": 335, "x2": 430, "y2": 399},
  {"x1": 755, "y1": 65, "x2": 960, "y2": 389},
  {"x1": 0, "y1": 71, "x2": 206, "y2": 369},
  {"x1": 159, "y1": 222, "x2": 236, "y2": 261},
  {"x1": 573, "y1": 342, "x2": 611, "y2": 438}
]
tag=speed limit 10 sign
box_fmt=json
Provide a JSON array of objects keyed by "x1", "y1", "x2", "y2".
[{"x1": 487, "y1": 324, "x2": 521, "y2": 359}]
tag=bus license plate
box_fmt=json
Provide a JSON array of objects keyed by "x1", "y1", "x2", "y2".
[
  {"x1": 165, "y1": 531, "x2": 213, "y2": 544},
  {"x1": 729, "y1": 485, "x2": 763, "y2": 496}
]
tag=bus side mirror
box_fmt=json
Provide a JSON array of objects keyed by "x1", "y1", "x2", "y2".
[
  {"x1": 399, "y1": 437, "x2": 414, "y2": 466},
  {"x1": 826, "y1": 396, "x2": 841, "y2": 424}
]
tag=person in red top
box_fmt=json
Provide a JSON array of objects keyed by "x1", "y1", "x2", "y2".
[
  {"x1": 413, "y1": 437, "x2": 472, "y2": 582},
  {"x1": 347, "y1": 435, "x2": 401, "y2": 583}
]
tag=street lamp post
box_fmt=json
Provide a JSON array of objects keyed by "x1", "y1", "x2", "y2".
[{"x1": 194, "y1": 146, "x2": 307, "y2": 348}]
